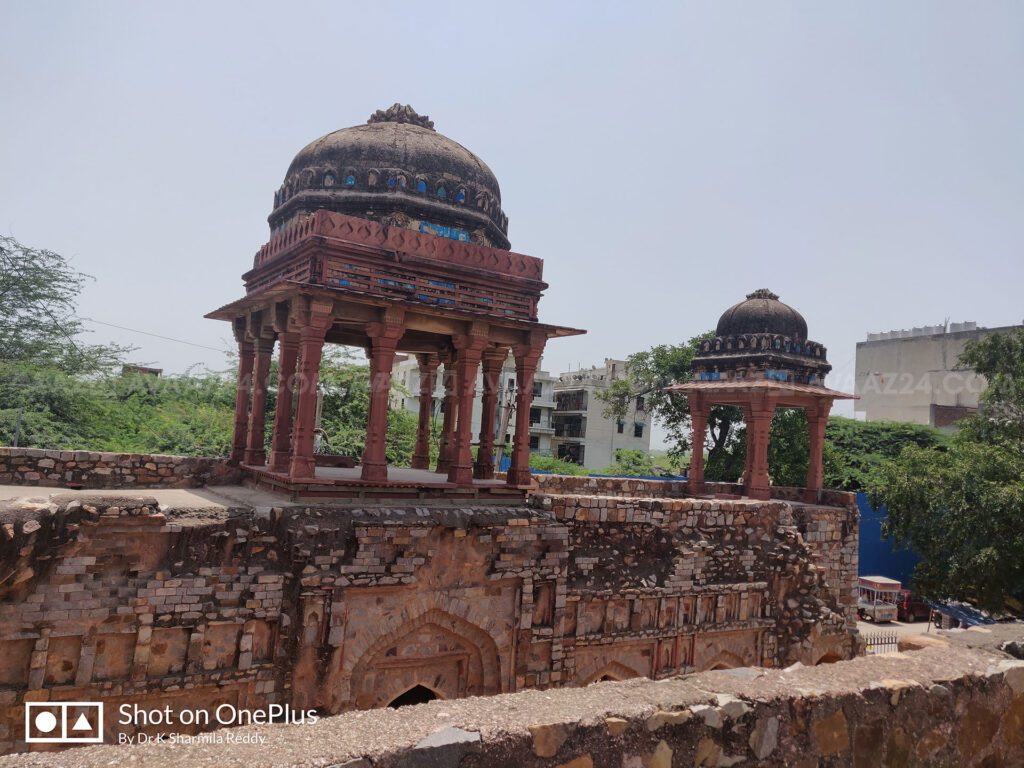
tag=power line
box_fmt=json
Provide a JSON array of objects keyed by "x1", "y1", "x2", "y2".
[{"x1": 81, "y1": 317, "x2": 232, "y2": 354}]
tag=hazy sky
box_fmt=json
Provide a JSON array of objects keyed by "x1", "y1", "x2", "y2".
[{"x1": 2, "y1": 2, "x2": 1023, "y2": 446}]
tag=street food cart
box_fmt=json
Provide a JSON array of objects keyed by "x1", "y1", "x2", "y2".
[{"x1": 858, "y1": 576, "x2": 901, "y2": 622}]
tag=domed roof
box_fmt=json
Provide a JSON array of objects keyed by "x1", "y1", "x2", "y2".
[
  {"x1": 269, "y1": 104, "x2": 509, "y2": 249},
  {"x1": 715, "y1": 289, "x2": 809, "y2": 340}
]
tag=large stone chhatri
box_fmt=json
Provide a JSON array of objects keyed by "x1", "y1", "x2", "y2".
[{"x1": 207, "y1": 106, "x2": 583, "y2": 498}]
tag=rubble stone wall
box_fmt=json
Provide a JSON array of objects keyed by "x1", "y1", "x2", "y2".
[
  {"x1": 0, "y1": 484, "x2": 858, "y2": 755},
  {"x1": 5, "y1": 629, "x2": 1023, "y2": 767},
  {"x1": 0, "y1": 447, "x2": 240, "y2": 489}
]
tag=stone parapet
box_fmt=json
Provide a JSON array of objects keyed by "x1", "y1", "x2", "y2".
[
  {"x1": 0, "y1": 448, "x2": 241, "y2": 489},
  {"x1": 3, "y1": 627, "x2": 1022, "y2": 767}
]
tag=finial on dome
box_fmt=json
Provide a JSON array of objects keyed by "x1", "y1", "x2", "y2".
[
  {"x1": 367, "y1": 103, "x2": 435, "y2": 130},
  {"x1": 746, "y1": 288, "x2": 780, "y2": 301}
]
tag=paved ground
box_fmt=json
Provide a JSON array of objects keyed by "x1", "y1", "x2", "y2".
[
  {"x1": 249, "y1": 463, "x2": 507, "y2": 487},
  {"x1": 0, "y1": 484, "x2": 294, "y2": 510}
]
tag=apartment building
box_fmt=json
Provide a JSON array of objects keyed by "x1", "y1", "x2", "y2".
[{"x1": 551, "y1": 359, "x2": 651, "y2": 470}]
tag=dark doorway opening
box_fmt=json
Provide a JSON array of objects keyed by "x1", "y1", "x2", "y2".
[{"x1": 388, "y1": 685, "x2": 439, "y2": 708}]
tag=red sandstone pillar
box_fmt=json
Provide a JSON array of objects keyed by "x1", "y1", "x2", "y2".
[
  {"x1": 435, "y1": 354, "x2": 458, "y2": 473},
  {"x1": 506, "y1": 341, "x2": 544, "y2": 487},
  {"x1": 244, "y1": 337, "x2": 275, "y2": 466},
  {"x1": 474, "y1": 348, "x2": 506, "y2": 480},
  {"x1": 361, "y1": 320, "x2": 405, "y2": 482},
  {"x1": 448, "y1": 334, "x2": 488, "y2": 486},
  {"x1": 410, "y1": 353, "x2": 440, "y2": 470},
  {"x1": 229, "y1": 336, "x2": 255, "y2": 465},
  {"x1": 741, "y1": 405, "x2": 754, "y2": 492},
  {"x1": 268, "y1": 332, "x2": 300, "y2": 473},
  {"x1": 688, "y1": 394, "x2": 708, "y2": 496},
  {"x1": 803, "y1": 398, "x2": 832, "y2": 502},
  {"x1": 748, "y1": 395, "x2": 776, "y2": 501},
  {"x1": 288, "y1": 323, "x2": 329, "y2": 480}
]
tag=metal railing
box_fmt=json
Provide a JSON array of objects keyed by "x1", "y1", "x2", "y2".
[{"x1": 860, "y1": 631, "x2": 899, "y2": 655}]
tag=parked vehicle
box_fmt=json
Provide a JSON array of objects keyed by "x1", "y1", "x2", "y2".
[
  {"x1": 857, "y1": 576, "x2": 901, "y2": 622},
  {"x1": 897, "y1": 589, "x2": 930, "y2": 622}
]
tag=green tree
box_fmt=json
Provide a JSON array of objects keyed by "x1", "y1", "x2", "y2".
[
  {"x1": 0, "y1": 235, "x2": 128, "y2": 374},
  {"x1": 876, "y1": 329, "x2": 1024, "y2": 611},
  {"x1": 599, "y1": 448, "x2": 658, "y2": 477},
  {"x1": 597, "y1": 332, "x2": 743, "y2": 476},
  {"x1": 529, "y1": 453, "x2": 589, "y2": 476}
]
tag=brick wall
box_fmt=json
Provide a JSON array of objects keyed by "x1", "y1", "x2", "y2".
[{"x1": 0, "y1": 480, "x2": 858, "y2": 755}]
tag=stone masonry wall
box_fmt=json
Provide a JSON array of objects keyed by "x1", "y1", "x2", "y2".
[
  {"x1": 4, "y1": 628, "x2": 1022, "y2": 767},
  {"x1": 0, "y1": 448, "x2": 241, "y2": 489},
  {"x1": 0, "y1": 482, "x2": 858, "y2": 755}
]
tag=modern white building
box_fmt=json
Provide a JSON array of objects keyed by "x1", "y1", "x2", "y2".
[
  {"x1": 550, "y1": 359, "x2": 651, "y2": 470},
  {"x1": 391, "y1": 352, "x2": 558, "y2": 460},
  {"x1": 854, "y1": 321, "x2": 1023, "y2": 428}
]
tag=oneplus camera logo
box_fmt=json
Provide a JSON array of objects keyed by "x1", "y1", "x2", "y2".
[{"x1": 25, "y1": 702, "x2": 104, "y2": 743}]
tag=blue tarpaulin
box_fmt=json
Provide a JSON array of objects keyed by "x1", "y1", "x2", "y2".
[{"x1": 927, "y1": 601, "x2": 996, "y2": 627}]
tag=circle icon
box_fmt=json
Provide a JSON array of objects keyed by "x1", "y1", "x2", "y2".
[{"x1": 34, "y1": 711, "x2": 58, "y2": 733}]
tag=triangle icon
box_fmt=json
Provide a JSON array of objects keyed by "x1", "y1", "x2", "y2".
[{"x1": 72, "y1": 713, "x2": 92, "y2": 731}]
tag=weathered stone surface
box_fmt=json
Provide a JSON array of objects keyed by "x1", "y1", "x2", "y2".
[
  {"x1": 605, "y1": 717, "x2": 629, "y2": 737},
  {"x1": 643, "y1": 739, "x2": 672, "y2": 768},
  {"x1": 693, "y1": 737, "x2": 721, "y2": 767},
  {"x1": 397, "y1": 726, "x2": 481, "y2": 768},
  {"x1": 553, "y1": 756, "x2": 592, "y2": 768},
  {"x1": 529, "y1": 722, "x2": 573, "y2": 758},
  {"x1": 748, "y1": 715, "x2": 779, "y2": 760},
  {"x1": 644, "y1": 710, "x2": 691, "y2": 731},
  {"x1": 852, "y1": 722, "x2": 884, "y2": 768},
  {"x1": 0, "y1": 469, "x2": 860, "y2": 756},
  {"x1": 1004, "y1": 696, "x2": 1024, "y2": 747},
  {"x1": 1, "y1": 627, "x2": 1023, "y2": 768},
  {"x1": 0, "y1": 447, "x2": 240, "y2": 490},
  {"x1": 812, "y1": 708, "x2": 849, "y2": 756},
  {"x1": 690, "y1": 704, "x2": 723, "y2": 729},
  {"x1": 714, "y1": 693, "x2": 750, "y2": 719},
  {"x1": 916, "y1": 725, "x2": 949, "y2": 758},
  {"x1": 959, "y1": 701, "x2": 1000, "y2": 759},
  {"x1": 887, "y1": 726, "x2": 912, "y2": 767}
]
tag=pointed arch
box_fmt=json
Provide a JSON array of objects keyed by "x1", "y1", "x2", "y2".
[
  {"x1": 387, "y1": 683, "x2": 442, "y2": 708},
  {"x1": 578, "y1": 659, "x2": 644, "y2": 686},
  {"x1": 347, "y1": 608, "x2": 501, "y2": 708},
  {"x1": 702, "y1": 650, "x2": 745, "y2": 671}
]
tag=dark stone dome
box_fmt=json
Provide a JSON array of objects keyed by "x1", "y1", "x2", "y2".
[
  {"x1": 715, "y1": 289, "x2": 809, "y2": 340},
  {"x1": 269, "y1": 104, "x2": 510, "y2": 249}
]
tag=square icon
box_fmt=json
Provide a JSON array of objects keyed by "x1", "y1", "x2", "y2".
[{"x1": 25, "y1": 701, "x2": 104, "y2": 744}]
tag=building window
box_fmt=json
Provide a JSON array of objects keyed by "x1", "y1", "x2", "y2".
[
  {"x1": 416, "y1": 179, "x2": 427, "y2": 193},
  {"x1": 533, "y1": 382, "x2": 543, "y2": 396},
  {"x1": 635, "y1": 395, "x2": 645, "y2": 411},
  {"x1": 530, "y1": 407, "x2": 541, "y2": 425},
  {"x1": 617, "y1": 419, "x2": 624, "y2": 434},
  {"x1": 529, "y1": 436, "x2": 540, "y2": 450},
  {"x1": 634, "y1": 423, "x2": 644, "y2": 438}
]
